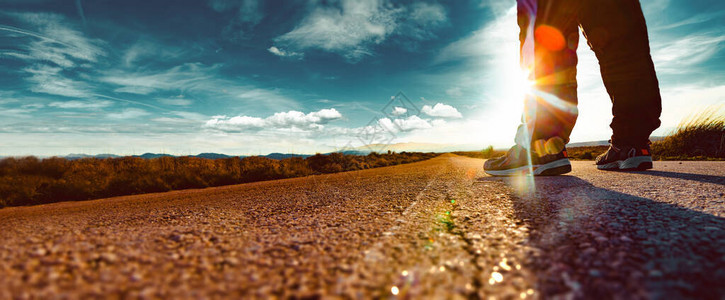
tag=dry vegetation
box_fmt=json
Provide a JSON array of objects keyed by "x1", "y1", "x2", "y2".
[
  {"x1": 451, "y1": 146, "x2": 506, "y2": 159},
  {"x1": 0, "y1": 152, "x2": 437, "y2": 208},
  {"x1": 651, "y1": 106, "x2": 725, "y2": 160},
  {"x1": 457, "y1": 107, "x2": 725, "y2": 161}
]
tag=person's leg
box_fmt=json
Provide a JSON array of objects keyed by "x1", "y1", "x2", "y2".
[
  {"x1": 579, "y1": 0, "x2": 662, "y2": 148},
  {"x1": 515, "y1": 0, "x2": 580, "y2": 149},
  {"x1": 483, "y1": 0, "x2": 578, "y2": 176}
]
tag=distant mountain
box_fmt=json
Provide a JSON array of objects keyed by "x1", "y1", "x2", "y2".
[
  {"x1": 1, "y1": 138, "x2": 669, "y2": 161},
  {"x1": 194, "y1": 153, "x2": 235, "y2": 159},
  {"x1": 567, "y1": 141, "x2": 610, "y2": 147},
  {"x1": 264, "y1": 153, "x2": 312, "y2": 160},
  {"x1": 567, "y1": 136, "x2": 664, "y2": 148},
  {"x1": 335, "y1": 150, "x2": 370, "y2": 156},
  {"x1": 33, "y1": 152, "x2": 311, "y2": 160},
  {"x1": 353, "y1": 142, "x2": 479, "y2": 153},
  {"x1": 63, "y1": 153, "x2": 121, "y2": 160},
  {"x1": 135, "y1": 153, "x2": 174, "y2": 159}
]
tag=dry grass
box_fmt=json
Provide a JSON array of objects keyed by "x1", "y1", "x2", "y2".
[
  {"x1": 452, "y1": 146, "x2": 506, "y2": 159},
  {"x1": 566, "y1": 146, "x2": 610, "y2": 160},
  {"x1": 459, "y1": 107, "x2": 725, "y2": 162},
  {"x1": 0, "y1": 152, "x2": 437, "y2": 208},
  {"x1": 652, "y1": 106, "x2": 725, "y2": 160}
]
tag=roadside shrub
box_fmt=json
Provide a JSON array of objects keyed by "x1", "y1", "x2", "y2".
[
  {"x1": 0, "y1": 152, "x2": 438, "y2": 208},
  {"x1": 453, "y1": 146, "x2": 505, "y2": 159},
  {"x1": 652, "y1": 106, "x2": 725, "y2": 160}
]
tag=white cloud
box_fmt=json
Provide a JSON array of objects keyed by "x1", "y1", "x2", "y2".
[
  {"x1": 422, "y1": 103, "x2": 463, "y2": 118},
  {"x1": 235, "y1": 88, "x2": 300, "y2": 110},
  {"x1": 654, "y1": 84, "x2": 725, "y2": 135},
  {"x1": 101, "y1": 63, "x2": 221, "y2": 95},
  {"x1": 24, "y1": 64, "x2": 90, "y2": 97},
  {"x1": 171, "y1": 111, "x2": 207, "y2": 120},
  {"x1": 1, "y1": 13, "x2": 105, "y2": 100},
  {"x1": 114, "y1": 86, "x2": 157, "y2": 95},
  {"x1": 22, "y1": 103, "x2": 45, "y2": 109},
  {"x1": 0, "y1": 107, "x2": 36, "y2": 118},
  {"x1": 204, "y1": 108, "x2": 343, "y2": 132},
  {"x1": 274, "y1": 0, "x2": 395, "y2": 61},
  {"x1": 654, "y1": 11, "x2": 725, "y2": 30},
  {"x1": 434, "y1": 5, "x2": 516, "y2": 65},
  {"x1": 391, "y1": 106, "x2": 407, "y2": 116},
  {"x1": 206, "y1": 115, "x2": 265, "y2": 131},
  {"x1": 3, "y1": 13, "x2": 104, "y2": 67},
  {"x1": 107, "y1": 108, "x2": 150, "y2": 119},
  {"x1": 381, "y1": 115, "x2": 432, "y2": 132},
  {"x1": 398, "y1": 2, "x2": 448, "y2": 41},
  {"x1": 101, "y1": 63, "x2": 300, "y2": 111},
  {"x1": 477, "y1": 0, "x2": 515, "y2": 15},
  {"x1": 651, "y1": 34, "x2": 725, "y2": 73},
  {"x1": 48, "y1": 100, "x2": 112, "y2": 109},
  {"x1": 409, "y1": 2, "x2": 447, "y2": 25},
  {"x1": 121, "y1": 39, "x2": 186, "y2": 68},
  {"x1": 267, "y1": 46, "x2": 303, "y2": 59},
  {"x1": 273, "y1": 0, "x2": 447, "y2": 62},
  {"x1": 266, "y1": 109, "x2": 342, "y2": 128}
]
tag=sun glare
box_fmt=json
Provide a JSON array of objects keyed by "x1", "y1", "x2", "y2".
[
  {"x1": 516, "y1": 69, "x2": 535, "y2": 94},
  {"x1": 502, "y1": 58, "x2": 535, "y2": 100}
]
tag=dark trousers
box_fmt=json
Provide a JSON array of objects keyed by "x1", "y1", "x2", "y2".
[{"x1": 516, "y1": 0, "x2": 662, "y2": 148}]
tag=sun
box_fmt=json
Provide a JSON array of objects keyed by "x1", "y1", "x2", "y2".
[{"x1": 512, "y1": 68, "x2": 535, "y2": 97}]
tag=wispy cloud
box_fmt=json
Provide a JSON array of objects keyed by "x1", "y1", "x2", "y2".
[
  {"x1": 654, "y1": 11, "x2": 725, "y2": 30},
  {"x1": 107, "y1": 108, "x2": 150, "y2": 119},
  {"x1": 121, "y1": 39, "x2": 187, "y2": 68},
  {"x1": 101, "y1": 63, "x2": 221, "y2": 95},
  {"x1": 267, "y1": 46, "x2": 303, "y2": 59},
  {"x1": 651, "y1": 33, "x2": 725, "y2": 73},
  {"x1": 6, "y1": 13, "x2": 104, "y2": 66},
  {"x1": 434, "y1": 5, "x2": 515, "y2": 65},
  {"x1": 272, "y1": 0, "x2": 447, "y2": 62},
  {"x1": 48, "y1": 100, "x2": 112, "y2": 109},
  {"x1": 24, "y1": 64, "x2": 90, "y2": 97},
  {"x1": 235, "y1": 87, "x2": 300, "y2": 111},
  {"x1": 75, "y1": 0, "x2": 87, "y2": 28},
  {"x1": 1, "y1": 13, "x2": 104, "y2": 100},
  {"x1": 397, "y1": 2, "x2": 448, "y2": 41}
]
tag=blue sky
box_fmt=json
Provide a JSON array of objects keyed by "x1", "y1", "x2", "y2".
[{"x1": 0, "y1": 0, "x2": 723, "y2": 156}]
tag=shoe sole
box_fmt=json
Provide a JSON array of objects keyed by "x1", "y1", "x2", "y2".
[
  {"x1": 597, "y1": 156, "x2": 653, "y2": 171},
  {"x1": 485, "y1": 158, "x2": 572, "y2": 176}
]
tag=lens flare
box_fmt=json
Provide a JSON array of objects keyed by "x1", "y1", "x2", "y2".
[
  {"x1": 534, "y1": 25, "x2": 565, "y2": 51},
  {"x1": 391, "y1": 286, "x2": 399, "y2": 295}
]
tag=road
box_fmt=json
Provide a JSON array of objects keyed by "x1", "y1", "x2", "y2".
[{"x1": 0, "y1": 154, "x2": 723, "y2": 299}]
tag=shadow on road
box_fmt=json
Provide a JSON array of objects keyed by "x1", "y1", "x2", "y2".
[
  {"x1": 628, "y1": 170, "x2": 725, "y2": 186},
  {"x1": 492, "y1": 175, "x2": 725, "y2": 299}
]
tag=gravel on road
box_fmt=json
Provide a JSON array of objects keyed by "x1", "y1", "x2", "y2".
[{"x1": 0, "y1": 155, "x2": 723, "y2": 299}]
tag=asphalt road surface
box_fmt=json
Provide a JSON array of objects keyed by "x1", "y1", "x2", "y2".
[{"x1": 1, "y1": 154, "x2": 723, "y2": 299}]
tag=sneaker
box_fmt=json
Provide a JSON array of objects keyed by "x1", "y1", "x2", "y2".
[
  {"x1": 595, "y1": 142, "x2": 653, "y2": 170},
  {"x1": 484, "y1": 145, "x2": 571, "y2": 176}
]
